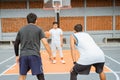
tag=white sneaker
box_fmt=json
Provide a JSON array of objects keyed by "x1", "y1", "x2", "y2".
[
  {"x1": 61, "y1": 60, "x2": 65, "y2": 64},
  {"x1": 52, "y1": 60, "x2": 56, "y2": 64}
]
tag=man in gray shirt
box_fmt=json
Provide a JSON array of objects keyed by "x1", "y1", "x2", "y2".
[{"x1": 14, "y1": 13, "x2": 52, "y2": 80}]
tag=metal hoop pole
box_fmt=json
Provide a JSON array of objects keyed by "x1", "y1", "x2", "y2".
[
  {"x1": 54, "y1": 7, "x2": 60, "y2": 28},
  {"x1": 56, "y1": 12, "x2": 60, "y2": 28}
]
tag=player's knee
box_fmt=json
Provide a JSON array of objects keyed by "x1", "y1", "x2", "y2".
[
  {"x1": 96, "y1": 69, "x2": 103, "y2": 74},
  {"x1": 70, "y1": 70, "x2": 77, "y2": 76}
]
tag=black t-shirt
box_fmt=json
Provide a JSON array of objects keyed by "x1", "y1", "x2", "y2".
[{"x1": 15, "y1": 24, "x2": 45, "y2": 57}]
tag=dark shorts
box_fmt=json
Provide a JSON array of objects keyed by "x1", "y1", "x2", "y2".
[
  {"x1": 19, "y1": 55, "x2": 43, "y2": 75},
  {"x1": 73, "y1": 62, "x2": 105, "y2": 75}
]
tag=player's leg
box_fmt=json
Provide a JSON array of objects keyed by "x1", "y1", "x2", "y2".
[
  {"x1": 19, "y1": 75, "x2": 26, "y2": 80},
  {"x1": 28, "y1": 55, "x2": 45, "y2": 80},
  {"x1": 99, "y1": 71, "x2": 106, "y2": 80},
  {"x1": 19, "y1": 56, "x2": 30, "y2": 80},
  {"x1": 70, "y1": 63, "x2": 91, "y2": 80},
  {"x1": 29, "y1": 55, "x2": 45, "y2": 77},
  {"x1": 56, "y1": 41, "x2": 65, "y2": 63},
  {"x1": 70, "y1": 69, "x2": 78, "y2": 80},
  {"x1": 51, "y1": 42, "x2": 57, "y2": 63},
  {"x1": 59, "y1": 48, "x2": 65, "y2": 64},
  {"x1": 93, "y1": 63, "x2": 106, "y2": 80},
  {"x1": 36, "y1": 74, "x2": 45, "y2": 80}
]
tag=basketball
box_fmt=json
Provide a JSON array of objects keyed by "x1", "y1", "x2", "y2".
[{"x1": 45, "y1": 31, "x2": 51, "y2": 38}]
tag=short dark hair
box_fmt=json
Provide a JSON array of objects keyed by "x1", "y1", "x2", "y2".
[
  {"x1": 74, "y1": 24, "x2": 83, "y2": 32},
  {"x1": 27, "y1": 13, "x2": 37, "y2": 24},
  {"x1": 53, "y1": 22, "x2": 58, "y2": 25}
]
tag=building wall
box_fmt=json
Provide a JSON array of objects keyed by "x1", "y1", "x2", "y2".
[
  {"x1": 116, "y1": 16, "x2": 120, "y2": 30},
  {"x1": 0, "y1": 0, "x2": 120, "y2": 44}
]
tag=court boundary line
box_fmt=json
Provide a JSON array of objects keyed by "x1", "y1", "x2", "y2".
[
  {"x1": 0, "y1": 63, "x2": 16, "y2": 77},
  {"x1": 105, "y1": 55, "x2": 120, "y2": 65},
  {"x1": 0, "y1": 55, "x2": 14, "y2": 65},
  {"x1": 0, "y1": 51, "x2": 119, "y2": 80},
  {"x1": 1, "y1": 63, "x2": 117, "y2": 80},
  {"x1": 105, "y1": 66, "x2": 119, "y2": 80},
  {"x1": 2, "y1": 71, "x2": 114, "y2": 76},
  {"x1": 105, "y1": 55, "x2": 120, "y2": 80},
  {"x1": 2, "y1": 65, "x2": 112, "y2": 76}
]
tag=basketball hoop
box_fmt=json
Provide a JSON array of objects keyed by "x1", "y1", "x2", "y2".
[{"x1": 52, "y1": 0, "x2": 62, "y2": 13}]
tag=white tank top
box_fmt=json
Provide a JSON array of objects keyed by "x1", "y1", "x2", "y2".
[{"x1": 73, "y1": 32, "x2": 105, "y2": 65}]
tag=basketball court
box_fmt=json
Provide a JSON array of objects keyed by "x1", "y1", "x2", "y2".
[
  {"x1": 0, "y1": 0, "x2": 120, "y2": 80},
  {"x1": 0, "y1": 44, "x2": 120, "y2": 80}
]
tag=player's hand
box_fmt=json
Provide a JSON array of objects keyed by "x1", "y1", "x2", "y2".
[{"x1": 49, "y1": 56, "x2": 53, "y2": 62}]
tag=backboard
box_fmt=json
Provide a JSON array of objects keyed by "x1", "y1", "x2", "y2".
[
  {"x1": 43, "y1": 0, "x2": 71, "y2": 10},
  {"x1": 52, "y1": 0, "x2": 62, "y2": 8}
]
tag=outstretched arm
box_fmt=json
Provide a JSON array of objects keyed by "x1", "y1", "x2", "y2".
[
  {"x1": 41, "y1": 38, "x2": 52, "y2": 59},
  {"x1": 70, "y1": 35, "x2": 77, "y2": 64},
  {"x1": 14, "y1": 39, "x2": 20, "y2": 63}
]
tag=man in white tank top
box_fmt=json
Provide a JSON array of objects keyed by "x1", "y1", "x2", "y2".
[
  {"x1": 70, "y1": 24, "x2": 106, "y2": 80},
  {"x1": 49, "y1": 22, "x2": 65, "y2": 64}
]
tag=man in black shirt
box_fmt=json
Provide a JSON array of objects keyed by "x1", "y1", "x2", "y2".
[{"x1": 14, "y1": 13, "x2": 52, "y2": 80}]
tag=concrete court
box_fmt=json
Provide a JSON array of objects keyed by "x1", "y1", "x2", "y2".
[{"x1": 0, "y1": 44, "x2": 120, "y2": 80}]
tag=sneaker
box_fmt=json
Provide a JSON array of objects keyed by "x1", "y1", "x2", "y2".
[
  {"x1": 61, "y1": 60, "x2": 65, "y2": 64},
  {"x1": 52, "y1": 60, "x2": 56, "y2": 64}
]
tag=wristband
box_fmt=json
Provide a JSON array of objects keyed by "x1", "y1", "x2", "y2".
[{"x1": 73, "y1": 62, "x2": 76, "y2": 64}]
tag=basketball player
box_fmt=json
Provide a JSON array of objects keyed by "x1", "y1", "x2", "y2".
[
  {"x1": 49, "y1": 22, "x2": 65, "y2": 64},
  {"x1": 70, "y1": 24, "x2": 106, "y2": 80},
  {"x1": 14, "y1": 13, "x2": 52, "y2": 80}
]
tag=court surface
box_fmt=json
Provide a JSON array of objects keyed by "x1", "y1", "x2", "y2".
[{"x1": 0, "y1": 44, "x2": 120, "y2": 80}]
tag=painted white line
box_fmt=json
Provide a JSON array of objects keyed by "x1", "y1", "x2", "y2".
[
  {"x1": 0, "y1": 56, "x2": 15, "y2": 65},
  {"x1": 2, "y1": 73, "x2": 70, "y2": 75},
  {"x1": 0, "y1": 63, "x2": 16, "y2": 77},
  {"x1": 105, "y1": 55, "x2": 120, "y2": 80},
  {"x1": 1, "y1": 74, "x2": 18, "y2": 76},
  {"x1": 2, "y1": 71, "x2": 115, "y2": 76},
  {"x1": 105, "y1": 55, "x2": 120, "y2": 65},
  {"x1": 105, "y1": 66, "x2": 120, "y2": 80}
]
